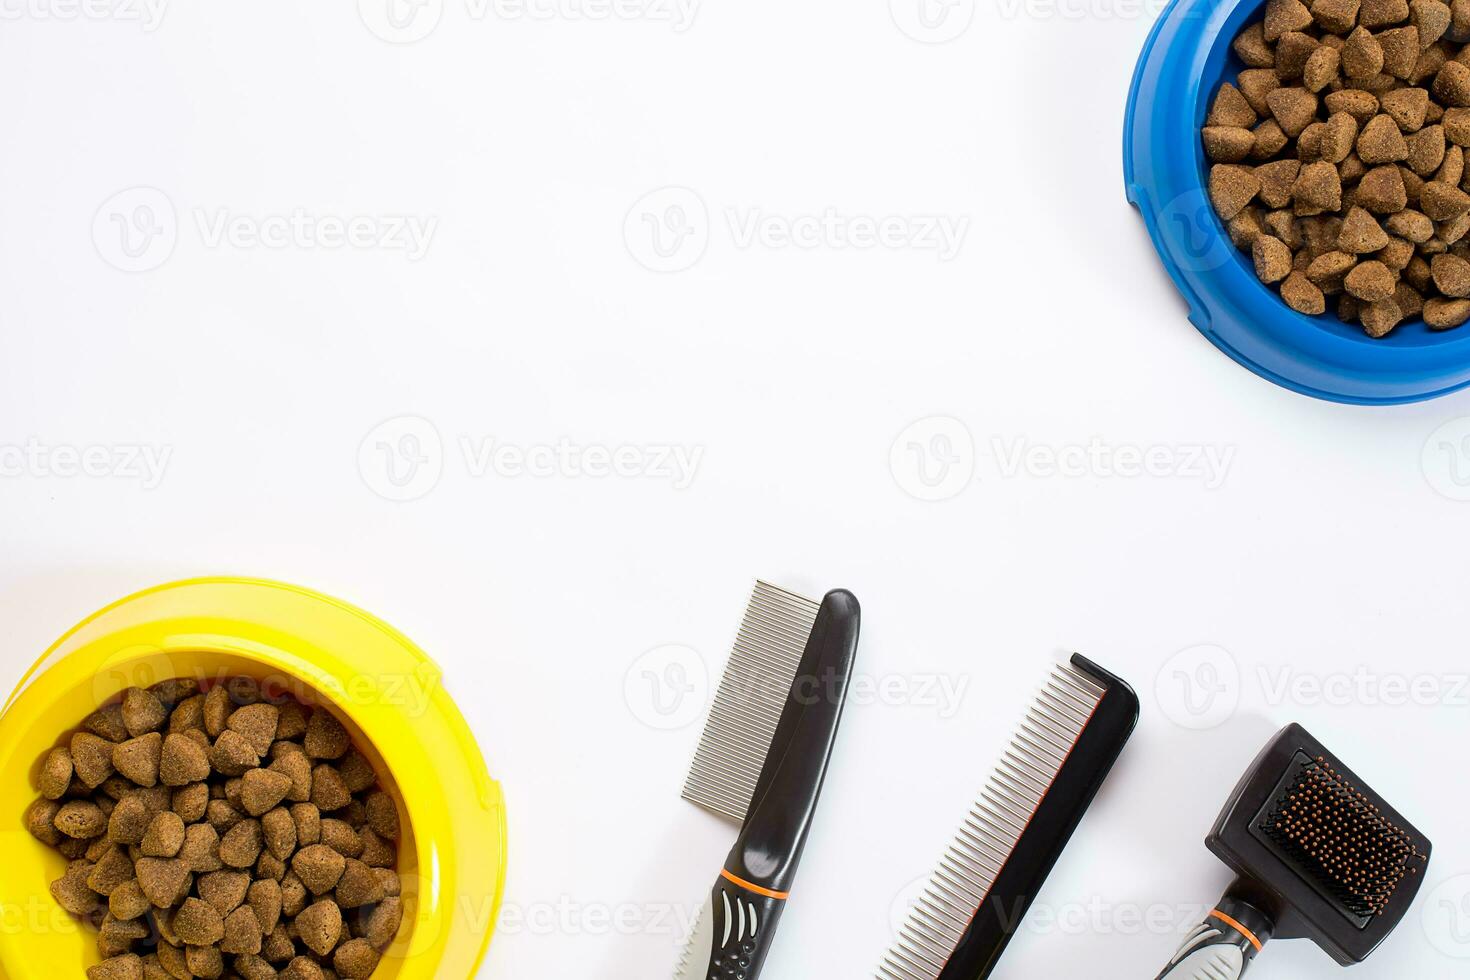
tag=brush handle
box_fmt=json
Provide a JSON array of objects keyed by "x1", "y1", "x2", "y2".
[
  {"x1": 676, "y1": 875, "x2": 786, "y2": 980},
  {"x1": 1154, "y1": 898, "x2": 1272, "y2": 980}
]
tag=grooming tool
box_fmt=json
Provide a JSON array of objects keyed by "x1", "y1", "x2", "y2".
[
  {"x1": 879, "y1": 655, "x2": 1139, "y2": 980},
  {"x1": 1155, "y1": 723, "x2": 1431, "y2": 979},
  {"x1": 674, "y1": 581, "x2": 860, "y2": 980}
]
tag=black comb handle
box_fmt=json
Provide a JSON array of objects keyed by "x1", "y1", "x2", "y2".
[{"x1": 1155, "y1": 887, "x2": 1274, "y2": 980}]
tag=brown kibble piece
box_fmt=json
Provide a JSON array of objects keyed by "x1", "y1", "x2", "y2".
[
  {"x1": 1358, "y1": 113, "x2": 1411, "y2": 162},
  {"x1": 364, "y1": 791, "x2": 399, "y2": 840},
  {"x1": 211, "y1": 730, "x2": 260, "y2": 777},
  {"x1": 1278, "y1": 31, "x2": 1322, "y2": 79},
  {"x1": 280, "y1": 873, "x2": 308, "y2": 917},
  {"x1": 221, "y1": 818, "x2": 264, "y2": 868},
  {"x1": 228, "y1": 703, "x2": 280, "y2": 757},
  {"x1": 38, "y1": 746, "x2": 74, "y2": 800},
  {"x1": 241, "y1": 768, "x2": 294, "y2": 817},
  {"x1": 309, "y1": 764, "x2": 350, "y2": 812},
  {"x1": 51, "y1": 860, "x2": 102, "y2": 915},
  {"x1": 172, "y1": 783, "x2": 209, "y2": 824},
  {"x1": 169, "y1": 693, "x2": 205, "y2": 734},
  {"x1": 26, "y1": 798, "x2": 63, "y2": 845},
  {"x1": 109, "y1": 878, "x2": 152, "y2": 920},
  {"x1": 87, "y1": 955, "x2": 143, "y2": 980},
  {"x1": 235, "y1": 954, "x2": 277, "y2": 980},
  {"x1": 362, "y1": 895, "x2": 403, "y2": 950},
  {"x1": 1268, "y1": 0, "x2": 1316, "y2": 38},
  {"x1": 275, "y1": 700, "x2": 309, "y2": 740},
  {"x1": 1382, "y1": 87, "x2": 1431, "y2": 130},
  {"x1": 280, "y1": 957, "x2": 324, "y2": 980},
  {"x1": 88, "y1": 845, "x2": 135, "y2": 896},
  {"x1": 1238, "y1": 68, "x2": 1281, "y2": 116},
  {"x1": 181, "y1": 821, "x2": 224, "y2": 873},
  {"x1": 1407, "y1": 122, "x2": 1449, "y2": 173},
  {"x1": 174, "y1": 896, "x2": 226, "y2": 945},
  {"x1": 1204, "y1": 126, "x2": 1257, "y2": 162},
  {"x1": 1313, "y1": 0, "x2": 1361, "y2": 31},
  {"x1": 249, "y1": 877, "x2": 284, "y2": 934},
  {"x1": 1388, "y1": 207, "x2": 1437, "y2": 239},
  {"x1": 1326, "y1": 88, "x2": 1380, "y2": 120},
  {"x1": 1345, "y1": 27, "x2": 1387, "y2": 79},
  {"x1": 121, "y1": 688, "x2": 167, "y2": 737},
  {"x1": 198, "y1": 869, "x2": 251, "y2": 915},
  {"x1": 1357, "y1": 164, "x2": 1410, "y2": 210},
  {"x1": 1433, "y1": 250, "x2": 1470, "y2": 292},
  {"x1": 359, "y1": 828, "x2": 395, "y2": 868},
  {"x1": 1340, "y1": 206, "x2": 1393, "y2": 252},
  {"x1": 295, "y1": 899, "x2": 343, "y2": 957},
  {"x1": 160, "y1": 732, "x2": 211, "y2": 786},
  {"x1": 1266, "y1": 86, "x2": 1320, "y2": 136},
  {"x1": 107, "y1": 794, "x2": 150, "y2": 844},
  {"x1": 320, "y1": 819, "x2": 362, "y2": 858},
  {"x1": 1235, "y1": 22, "x2": 1278, "y2": 66},
  {"x1": 1361, "y1": 296, "x2": 1405, "y2": 333},
  {"x1": 86, "y1": 704, "x2": 130, "y2": 743},
  {"x1": 1413, "y1": 0, "x2": 1453, "y2": 45},
  {"x1": 334, "y1": 939, "x2": 381, "y2": 979},
  {"x1": 55, "y1": 799, "x2": 107, "y2": 838},
  {"x1": 1361, "y1": 0, "x2": 1410, "y2": 25},
  {"x1": 1444, "y1": 106, "x2": 1470, "y2": 142},
  {"x1": 141, "y1": 811, "x2": 185, "y2": 857},
  {"x1": 1305, "y1": 45, "x2": 1343, "y2": 91},
  {"x1": 98, "y1": 916, "x2": 149, "y2": 958},
  {"x1": 304, "y1": 710, "x2": 350, "y2": 761},
  {"x1": 291, "y1": 802, "x2": 322, "y2": 846},
  {"x1": 1426, "y1": 294, "x2": 1470, "y2": 323},
  {"x1": 1422, "y1": 178, "x2": 1470, "y2": 216},
  {"x1": 185, "y1": 945, "x2": 222, "y2": 980},
  {"x1": 73, "y1": 732, "x2": 117, "y2": 787},
  {"x1": 1210, "y1": 165, "x2": 1262, "y2": 221},
  {"x1": 262, "y1": 807, "x2": 298, "y2": 861},
  {"x1": 1346, "y1": 259, "x2": 1399, "y2": 298},
  {"x1": 113, "y1": 733, "x2": 163, "y2": 787},
  {"x1": 334, "y1": 859, "x2": 384, "y2": 909},
  {"x1": 1436, "y1": 60, "x2": 1470, "y2": 104},
  {"x1": 135, "y1": 855, "x2": 190, "y2": 908},
  {"x1": 203, "y1": 684, "x2": 232, "y2": 737},
  {"x1": 292, "y1": 844, "x2": 347, "y2": 895},
  {"x1": 1380, "y1": 26, "x2": 1423, "y2": 78},
  {"x1": 374, "y1": 866, "x2": 402, "y2": 897},
  {"x1": 222, "y1": 905, "x2": 264, "y2": 955}
]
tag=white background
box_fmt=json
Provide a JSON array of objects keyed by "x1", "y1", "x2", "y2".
[{"x1": 2, "y1": 0, "x2": 1470, "y2": 977}]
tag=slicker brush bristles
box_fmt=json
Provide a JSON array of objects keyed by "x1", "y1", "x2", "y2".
[{"x1": 1259, "y1": 755, "x2": 1427, "y2": 923}]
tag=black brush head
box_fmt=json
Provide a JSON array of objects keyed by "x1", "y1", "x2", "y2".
[{"x1": 1207, "y1": 724, "x2": 1432, "y2": 966}]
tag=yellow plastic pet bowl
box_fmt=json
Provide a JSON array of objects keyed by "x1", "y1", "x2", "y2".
[{"x1": 0, "y1": 577, "x2": 506, "y2": 979}]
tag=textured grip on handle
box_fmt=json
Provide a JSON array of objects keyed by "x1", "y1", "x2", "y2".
[
  {"x1": 684, "y1": 876, "x2": 785, "y2": 980},
  {"x1": 1156, "y1": 898, "x2": 1272, "y2": 980}
]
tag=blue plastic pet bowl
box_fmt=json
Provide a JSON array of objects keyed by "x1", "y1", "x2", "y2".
[{"x1": 1125, "y1": 0, "x2": 1470, "y2": 404}]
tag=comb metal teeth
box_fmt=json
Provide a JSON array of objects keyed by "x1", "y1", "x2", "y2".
[
  {"x1": 681, "y1": 581, "x2": 821, "y2": 824},
  {"x1": 877, "y1": 662, "x2": 1107, "y2": 980}
]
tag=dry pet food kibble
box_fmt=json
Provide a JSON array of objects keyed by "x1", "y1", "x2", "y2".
[
  {"x1": 23, "y1": 679, "x2": 403, "y2": 979},
  {"x1": 1205, "y1": 0, "x2": 1470, "y2": 333}
]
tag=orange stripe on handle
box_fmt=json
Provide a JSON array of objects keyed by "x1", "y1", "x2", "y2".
[
  {"x1": 1210, "y1": 909, "x2": 1263, "y2": 952},
  {"x1": 721, "y1": 869, "x2": 790, "y2": 901}
]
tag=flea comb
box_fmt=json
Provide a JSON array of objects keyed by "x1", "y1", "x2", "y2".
[
  {"x1": 1155, "y1": 723, "x2": 1431, "y2": 979},
  {"x1": 674, "y1": 581, "x2": 860, "y2": 980},
  {"x1": 879, "y1": 655, "x2": 1139, "y2": 980}
]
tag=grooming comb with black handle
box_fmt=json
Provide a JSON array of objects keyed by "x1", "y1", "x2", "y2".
[
  {"x1": 878, "y1": 655, "x2": 1140, "y2": 980},
  {"x1": 1156, "y1": 723, "x2": 1432, "y2": 978}
]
